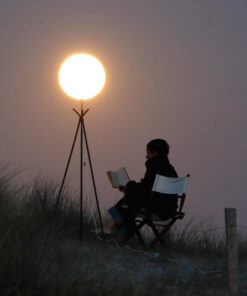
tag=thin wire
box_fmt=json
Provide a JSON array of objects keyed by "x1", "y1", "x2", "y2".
[
  {"x1": 86, "y1": 190, "x2": 247, "y2": 291},
  {"x1": 80, "y1": 99, "x2": 84, "y2": 241},
  {"x1": 86, "y1": 188, "x2": 224, "y2": 276}
]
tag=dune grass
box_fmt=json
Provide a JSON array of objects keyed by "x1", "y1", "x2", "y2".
[{"x1": 0, "y1": 165, "x2": 246, "y2": 295}]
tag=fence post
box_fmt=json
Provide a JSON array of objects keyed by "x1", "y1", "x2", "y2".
[{"x1": 225, "y1": 208, "x2": 239, "y2": 296}]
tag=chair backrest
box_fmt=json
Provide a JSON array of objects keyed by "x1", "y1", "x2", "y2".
[{"x1": 152, "y1": 174, "x2": 189, "y2": 195}]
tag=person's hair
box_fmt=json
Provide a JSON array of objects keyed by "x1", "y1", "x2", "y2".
[{"x1": 147, "y1": 139, "x2": 169, "y2": 156}]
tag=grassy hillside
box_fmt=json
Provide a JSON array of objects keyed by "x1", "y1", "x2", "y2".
[{"x1": 0, "y1": 166, "x2": 246, "y2": 295}]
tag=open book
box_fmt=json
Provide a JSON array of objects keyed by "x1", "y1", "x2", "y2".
[{"x1": 106, "y1": 167, "x2": 130, "y2": 188}]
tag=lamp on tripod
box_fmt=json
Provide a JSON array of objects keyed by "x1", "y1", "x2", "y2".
[{"x1": 54, "y1": 53, "x2": 105, "y2": 241}]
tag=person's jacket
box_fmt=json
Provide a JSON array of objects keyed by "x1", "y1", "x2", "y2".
[{"x1": 126, "y1": 155, "x2": 178, "y2": 219}]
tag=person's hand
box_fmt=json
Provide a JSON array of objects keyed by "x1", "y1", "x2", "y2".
[{"x1": 119, "y1": 185, "x2": 127, "y2": 193}]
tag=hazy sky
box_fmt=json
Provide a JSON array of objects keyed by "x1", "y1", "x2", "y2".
[{"x1": 0, "y1": 1, "x2": 246, "y2": 227}]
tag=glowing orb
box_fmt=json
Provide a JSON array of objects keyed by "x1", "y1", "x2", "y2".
[{"x1": 58, "y1": 53, "x2": 106, "y2": 100}]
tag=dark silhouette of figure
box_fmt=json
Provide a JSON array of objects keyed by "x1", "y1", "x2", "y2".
[{"x1": 92, "y1": 139, "x2": 178, "y2": 236}]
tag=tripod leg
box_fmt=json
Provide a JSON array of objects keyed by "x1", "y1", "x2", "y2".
[
  {"x1": 80, "y1": 113, "x2": 83, "y2": 241},
  {"x1": 82, "y1": 120, "x2": 105, "y2": 241},
  {"x1": 53, "y1": 117, "x2": 81, "y2": 218}
]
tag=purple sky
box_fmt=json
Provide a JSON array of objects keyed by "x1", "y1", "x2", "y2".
[{"x1": 0, "y1": 1, "x2": 246, "y2": 227}]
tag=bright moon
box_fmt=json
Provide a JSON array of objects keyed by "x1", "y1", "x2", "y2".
[{"x1": 58, "y1": 53, "x2": 106, "y2": 100}]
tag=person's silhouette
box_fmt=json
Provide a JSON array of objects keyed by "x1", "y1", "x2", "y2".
[{"x1": 92, "y1": 139, "x2": 178, "y2": 236}]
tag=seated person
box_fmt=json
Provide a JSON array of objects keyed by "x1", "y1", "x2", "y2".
[{"x1": 92, "y1": 139, "x2": 178, "y2": 235}]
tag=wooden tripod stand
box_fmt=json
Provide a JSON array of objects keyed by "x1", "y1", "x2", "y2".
[{"x1": 53, "y1": 101, "x2": 104, "y2": 241}]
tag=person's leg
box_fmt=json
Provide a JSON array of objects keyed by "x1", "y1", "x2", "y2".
[
  {"x1": 98, "y1": 199, "x2": 129, "y2": 235},
  {"x1": 114, "y1": 197, "x2": 138, "y2": 236},
  {"x1": 91, "y1": 218, "x2": 115, "y2": 234},
  {"x1": 102, "y1": 218, "x2": 115, "y2": 232},
  {"x1": 91, "y1": 198, "x2": 125, "y2": 234},
  {"x1": 91, "y1": 194, "x2": 140, "y2": 235}
]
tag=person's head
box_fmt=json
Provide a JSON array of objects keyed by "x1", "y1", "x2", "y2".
[{"x1": 146, "y1": 139, "x2": 169, "y2": 159}]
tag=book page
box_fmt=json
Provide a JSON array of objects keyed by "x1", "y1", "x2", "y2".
[
  {"x1": 107, "y1": 171, "x2": 119, "y2": 188},
  {"x1": 117, "y1": 167, "x2": 130, "y2": 186},
  {"x1": 111, "y1": 171, "x2": 119, "y2": 187}
]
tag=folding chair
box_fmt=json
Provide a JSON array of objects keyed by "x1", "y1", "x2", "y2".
[{"x1": 123, "y1": 174, "x2": 190, "y2": 247}]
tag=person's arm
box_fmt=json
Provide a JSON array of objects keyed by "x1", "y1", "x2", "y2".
[
  {"x1": 118, "y1": 185, "x2": 127, "y2": 193},
  {"x1": 137, "y1": 165, "x2": 156, "y2": 193},
  {"x1": 125, "y1": 161, "x2": 156, "y2": 195}
]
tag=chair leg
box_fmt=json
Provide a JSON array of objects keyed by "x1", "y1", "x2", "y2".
[
  {"x1": 149, "y1": 222, "x2": 165, "y2": 247},
  {"x1": 135, "y1": 228, "x2": 145, "y2": 246},
  {"x1": 149, "y1": 219, "x2": 177, "y2": 248},
  {"x1": 122, "y1": 220, "x2": 146, "y2": 245}
]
